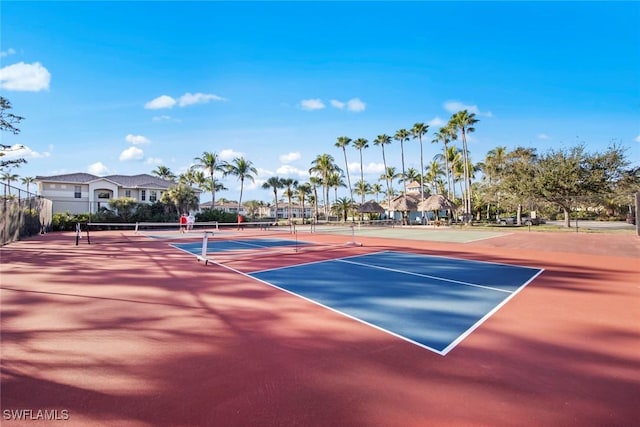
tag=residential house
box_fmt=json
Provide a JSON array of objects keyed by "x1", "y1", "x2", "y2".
[{"x1": 35, "y1": 173, "x2": 199, "y2": 215}]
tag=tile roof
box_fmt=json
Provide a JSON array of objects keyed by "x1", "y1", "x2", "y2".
[{"x1": 35, "y1": 173, "x2": 178, "y2": 189}]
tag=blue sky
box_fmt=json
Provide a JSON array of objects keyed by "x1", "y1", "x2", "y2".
[{"x1": 2, "y1": 1, "x2": 639, "y2": 202}]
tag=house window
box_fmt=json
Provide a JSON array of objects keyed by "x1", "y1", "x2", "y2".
[
  {"x1": 125, "y1": 190, "x2": 131, "y2": 198},
  {"x1": 141, "y1": 190, "x2": 146, "y2": 201},
  {"x1": 74, "y1": 186, "x2": 81, "y2": 198},
  {"x1": 98, "y1": 192, "x2": 110, "y2": 199},
  {"x1": 50, "y1": 184, "x2": 56, "y2": 189},
  {"x1": 149, "y1": 191, "x2": 157, "y2": 202}
]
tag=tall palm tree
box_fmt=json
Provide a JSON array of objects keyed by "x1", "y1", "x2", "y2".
[
  {"x1": 2, "y1": 170, "x2": 19, "y2": 195},
  {"x1": 373, "y1": 134, "x2": 392, "y2": 218},
  {"x1": 352, "y1": 137, "x2": 369, "y2": 203},
  {"x1": 370, "y1": 183, "x2": 384, "y2": 203},
  {"x1": 432, "y1": 125, "x2": 458, "y2": 199},
  {"x1": 193, "y1": 151, "x2": 224, "y2": 209},
  {"x1": 482, "y1": 146, "x2": 508, "y2": 219},
  {"x1": 309, "y1": 153, "x2": 339, "y2": 218},
  {"x1": 394, "y1": 128, "x2": 411, "y2": 196},
  {"x1": 334, "y1": 136, "x2": 353, "y2": 202},
  {"x1": 425, "y1": 160, "x2": 444, "y2": 194},
  {"x1": 151, "y1": 165, "x2": 176, "y2": 182},
  {"x1": 296, "y1": 183, "x2": 311, "y2": 223},
  {"x1": 326, "y1": 171, "x2": 346, "y2": 206},
  {"x1": 262, "y1": 176, "x2": 284, "y2": 221},
  {"x1": 449, "y1": 110, "x2": 479, "y2": 222},
  {"x1": 308, "y1": 176, "x2": 322, "y2": 221},
  {"x1": 411, "y1": 122, "x2": 429, "y2": 221},
  {"x1": 281, "y1": 178, "x2": 298, "y2": 222},
  {"x1": 21, "y1": 176, "x2": 35, "y2": 195},
  {"x1": 224, "y1": 157, "x2": 257, "y2": 222}
]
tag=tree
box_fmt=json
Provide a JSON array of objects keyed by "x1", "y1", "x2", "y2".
[
  {"x1": 352, "y1": 137, "x2": 369, "y2": 203},
  {"x1": 0, "y1": 97, "x2": 26, "y2": 171},
  {"x1": 334, "y1": 136, "x2": 353, "y2": 202},
  {"x1": 501, "y1": 147, "x2": 538, "y2": 224},
  {"x1": 2, "y1": 170, "x2": 19, "y2": 194},
  {"x1": 161, "y1": 184, "x2": 199, "y2": 216},
  {"x1": 296, "y1": 183, "x2": 312, "y2": 222},
  {"x1": 20, "y1": 176, "x2": 36, "y2": 195},
  {"x1": 354, "y1": 180, "x2": 372, "y2": 205},
  {"x1": 411, "y1": 122, "x2": 429, "y2": 221},
  {"x1": 432, "y1": 125, "x2": 457, "y2": 200},
  {"x1": 151, "y1": 165, "x2": 176, "y2": 182},
  {"x1": 373, "y1": 134, "x2": 392, "y2": 218},
  {"x1": 331, "y1": 197, "x2": 356, "y2": 222},
  {"x1": 326, "y1": 171, "x2": 346, "y2": 206},
  {"x1": 532, "y1": 145, "x2": 628, "y2": 227},
  {"x1": 309, "y1": 176, "x2": 322, "y2": 221},
  {"x1": 282, "y1": 178, "x2": 299, "y2": 221},
  {"x1": 370, "y1": 183, "x2": 384, "y2": 203},
  {"x1": 262, "y1": 176, "x2": 285, "y2": 221},
  {"x1": 224, "y1": 157, "x2": 257, "y2": 222},
  {"x1": 394, "y1": 128, "x2": 411, "y2": 196},
  {"x1": 309, "y1": 154, "x2": 340, "y2": 218},
  {"x1": 449, "y1": 110, "x2": 479, "y2": 223},
  {"x1": 193, "y1": 151, "x2": 224, "y2": 208}
]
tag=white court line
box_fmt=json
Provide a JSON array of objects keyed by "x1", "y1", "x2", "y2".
[{"x1": 336, "y1": 258, "x2": 513, "y2": 294}]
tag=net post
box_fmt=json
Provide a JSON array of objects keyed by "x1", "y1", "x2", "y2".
[
  {"x1": 85, "y1": 223, "x2": 91, "y2": 245},
  {"x1": 134, "y1": 222, "x2": 139, "y2": 234},
  {"x1": 198, "y1": 231, "x2": 214, "y2": 265},
  {"x1": 75, "y1": 223, "x2": 80, "y2": 246}
]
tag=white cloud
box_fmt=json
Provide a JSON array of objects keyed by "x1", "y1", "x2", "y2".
[
  {"x1": 88, "y1": 162, "x2": 110, "y2": 175},
  {"x1": 178, "y1": 92, "x2": 226, "y2": 107},
  {"x1": 329, "y1": 98, "x2": 366, "y2": 112},
  {"x1": 300, "y1": 98, "x2": 325, "y2": 111},
  {"x1": 145, "y1": 157, "x2": 163, "y2": 165},
  {"x1": 125, "y1": 134, "x2": 150, "y2": 145},
  {"x1": 1, "y1": 144, "x2": 50, "y2": 159},
  {"x1": 0, "y1": 48, "x2": 16, "y2": 58},
  {"x1": 145, "y1": 95, "x2": 176, "y2": 110},
  {"x1": 346, "y1": 98, "x2": 366, "y2": 112},
  {"x1": 152, "y1": 115, "x2": 172, "y2": 122},
  {"x1": 279, "y1": 152, "x2": 301, "y2": 163},
  {"x1": 347, "y1": 162, "x2": 361, "y2": 173},
  {"x1": 537, "y1": 133, "x2": 550, "y2": 140},
  {"x1": 276, "y1": 165, "x2": 309, "y2": 178},
  {"x1": 219, "y1": 148, "x2": 243, "y2": 160},
  {"x1": 362, "y1": 162, "x2": 385, "y2": 174},
  {"x1": 428, "y1": 117, "x2": 446, "y2": 128},
  {"x1": 119, "y1": 146, "x2": 144, "y2": 161},
  {"x1": 443, "y1": 100, "x2": 492, "y2": 117},
  {"x1": 634, "y1": 134, "x2": 640, "y2": 143},
  {"x1": 0, "y1": 62, "x2": 51, "y2": 91}
]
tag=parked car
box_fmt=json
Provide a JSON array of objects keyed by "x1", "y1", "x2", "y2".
[{"x1": 497, "y1": 215, "x2": 544, "y2": 226}]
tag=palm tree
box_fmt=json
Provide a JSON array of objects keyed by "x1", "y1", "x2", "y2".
[
  {"x1": 20, "y1": 176, "x2": 35, "y2": 195},
  {"x1": 334, "y1": 136, "x2": 353, "y2": 202},
  {"x1": 193, "y1": 151, "x2": 224, "y2": 209},
  {"x1": 151, "y1": 165, "x2": 176, "y2": 182},
  {"x1": 352, "y1": 137, "x2": 369, "y2": 203},
  {"x1": 326, "y1": 171, "x2": 346, "y2": 206},
  {"x1": 308, "y1": 176, "x2": 322, "y2": 222},
  {"x1": 224, "y1": 157, "x2": 257, "y2": 222},
  {"x1": 394, "y1": 129, "x2": 411, "y2": 196},
  {"x1": 354, "y1": 180, "x2": 371, "y2": 204},
  {"x1": 331, "y1": 197, "x2": 356, "y2": 222},
  {"x1": 380, "y1": 166, "x2": 400, "y2": 199},
  {"x1": 262, "y1": 176, "x2": 284, "y2": 221},
  {"x1": 309, "y1": 154, "x2": 340, "y2": 218},
  {"x1": 425, "y1": 160, "x2": 444, "y2": 194},
  {"x1": 432, "y1": 125, "x2": 458, "y2": 199},
  {"x1": 482, "y1": 146, "x2": 508, "y2": 219},
  {"x1": 282, "y1": 178, "x2": 298, "y2": 222},
  {"x1": 296, "y1": 183, "x2": 311, "y2": 223},
  {"x1": 178, "y1": 169, "x2": 200, "y2": 186},
  {"x1": 373, "y1": 134, "x2": 392, "y2": 218},
  {"x1": 449, "y1": 110, "x2": 479, "y2": 223},
  {"x1": 2, "y1": 170, "x2": 19, "y2": 195},
  {"x1": 370, "y1": 183, "x2": 384, "y2": 203},
  {"x1": 161, "y1": 184, "x2": 199, "y2": 216},
  {"x1": 411, "y1": 122, "x2": 429, "y2": 221}
]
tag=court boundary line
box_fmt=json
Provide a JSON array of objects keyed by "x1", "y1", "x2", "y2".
[
  {"x1": 373, "y1": 249, "x2": 543, "y2": 270},
  {"x1": 181, "y1": 248, "x2": 545, "y2": 356},
  {"x1": 336, "y1": 258, "x2": 513, "y2": 294}
]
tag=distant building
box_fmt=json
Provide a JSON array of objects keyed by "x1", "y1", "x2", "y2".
[{"x1": 35, "y1": 173, "x2": 200, "y2": 214}]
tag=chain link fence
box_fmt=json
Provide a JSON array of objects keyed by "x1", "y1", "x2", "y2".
[{"x1": 1, "y1": 183, "x2": 52, "y2": 245}]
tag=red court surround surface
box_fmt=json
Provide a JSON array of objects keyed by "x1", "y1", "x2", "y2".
[{"x1": 1, "y1": 229, "x2": 639, "y2": 426}]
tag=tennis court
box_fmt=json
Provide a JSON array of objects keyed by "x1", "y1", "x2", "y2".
[{"x1": 1, "y1": 226, "x2": 638, "y2": 426}]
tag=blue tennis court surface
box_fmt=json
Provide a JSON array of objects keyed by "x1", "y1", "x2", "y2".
[
  {"x1": 172, "y1": 238, "x2": 302, "y2": 254},
  {"x1": 249, "y1": 251, "x2": 543, "y2": 355}
]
